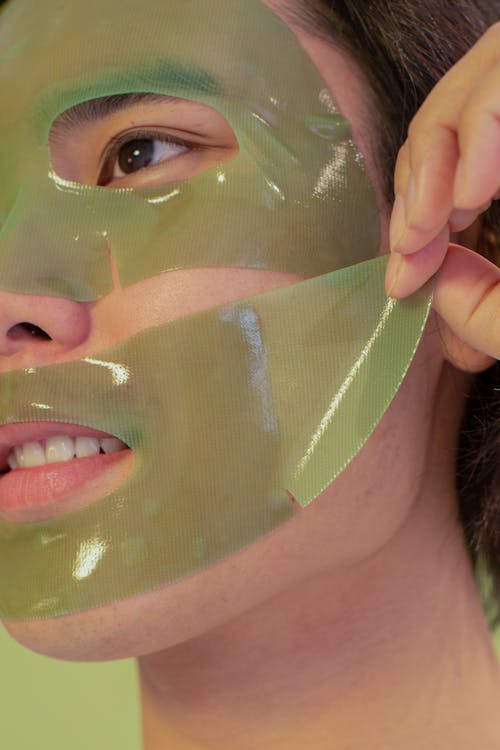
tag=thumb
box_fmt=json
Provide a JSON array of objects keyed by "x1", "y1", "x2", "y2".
[{"x1": 433, "y1": 243, "x2": 499, "y2": 366}]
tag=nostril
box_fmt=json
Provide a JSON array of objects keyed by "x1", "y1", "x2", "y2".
[{"x1": 7, "y1": 322, "x2": 52, "y2": 341}]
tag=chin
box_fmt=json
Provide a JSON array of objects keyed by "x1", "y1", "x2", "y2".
[
  {"x1": 0, "y1": 541, "x2": 284, "y2": 662},
  {"x1": 2, "y1": 602, "x2": 150, "y2": 662},
  {"x1": 0, "y1": 581, "x2": 218, "y2": 662}
]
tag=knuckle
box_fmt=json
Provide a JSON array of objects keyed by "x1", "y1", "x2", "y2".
[{"x1": 407, "y1": 117, "x2": 452, "y2": 166}]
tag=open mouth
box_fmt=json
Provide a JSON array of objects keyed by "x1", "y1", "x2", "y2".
[
  {"x1": 3, "y1": 434, "x2": 128, "y2": 473},
  {"x1": 0, "y1": 422, "x2": 134, "y2": 522},
  {"x1": 0, "y1": 422, "x2": 130, "y2": 475}
]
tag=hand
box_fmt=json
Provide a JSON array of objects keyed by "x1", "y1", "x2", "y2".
[{"x1": 385, "y1": 21, "x2": 500, "y2": 362}]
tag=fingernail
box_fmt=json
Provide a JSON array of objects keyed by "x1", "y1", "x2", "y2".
[
  {"x1": 385, "y1": 252, "x2": 404, "y2": 298},
  {"x1": 389, "y1": 194, "x2": 406, "y2": 251}
]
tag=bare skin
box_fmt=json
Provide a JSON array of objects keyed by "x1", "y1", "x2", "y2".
[
  {"x1": 136, "y1": 17, "x2": 500, "y2": 748},
  {"x1": 386, "y1": 22, "x2": 500, "y2": 369},
  {"x1": 1, "y1": 2, "x2": 499, "y2": 749},
  {"x1": 137, "y1": 364, "x2": 500, "y2": 750}
]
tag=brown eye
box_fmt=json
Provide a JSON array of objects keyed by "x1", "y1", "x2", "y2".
[
  {"x1": 50, "y1": 94, "x2": 240, "y2": 188},
  {"x1": 99, "y1": 133, "x2": 190, "y2": 185},
  {"x1": 118, "y1": 138, "x2": 157, "y2": 174}
]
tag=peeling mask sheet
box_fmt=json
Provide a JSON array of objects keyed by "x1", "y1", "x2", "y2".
[{"x1": 0, "y1": 0, "x2": 431, "y2": 619}]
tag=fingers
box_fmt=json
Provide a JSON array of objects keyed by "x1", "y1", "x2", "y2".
[
  {"x1": 448, "y1": 203, "x2": 491, "y2": 232},
  {"x1": 385, "y1": 23, "x2": 500, "y2": 300},
  {"x1": 433, "y1": 244, "x2": 500, "y2": 361},
  {"x1": 453, "y1": 60, "x2": 500, "y2": 208},
  {"x1": 386, "y1": 226, "x2": 449, "y2": 298},
  {"x1": 392, "y1": 124, "x2": 459, "y2": 254}
]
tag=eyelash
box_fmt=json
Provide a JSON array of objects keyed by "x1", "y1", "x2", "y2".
[{"x1": 97, "y1": 128, "x2": 196, "y2": 186}]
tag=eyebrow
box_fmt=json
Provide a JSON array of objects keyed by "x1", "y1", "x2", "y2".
[
  {"x1": 39, "y1": 60, "x2": 223, "y2": 135},
  {"x1": 51, "y1": 93, "x2": 177, "y2": 136}
]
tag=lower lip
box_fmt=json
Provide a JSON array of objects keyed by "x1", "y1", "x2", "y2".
[{"x1": 0, "y1": 450, "x2": 132, "y2": 522}]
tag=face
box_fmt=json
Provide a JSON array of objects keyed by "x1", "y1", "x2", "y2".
[{"x1": 0, "y1": 0, "x2": 439, "y2": 659}]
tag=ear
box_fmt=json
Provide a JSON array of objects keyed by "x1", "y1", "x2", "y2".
[{"x1": 433, "y1": 242, "x2": 499, "y2": 373}]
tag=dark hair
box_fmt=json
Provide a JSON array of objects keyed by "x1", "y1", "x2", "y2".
[
  {"x1": 286, "y1": 0, "x2": 500, "y2": 626},
  {"x1": 1, "y1": 0, "x2": 499, "y2": 624}
]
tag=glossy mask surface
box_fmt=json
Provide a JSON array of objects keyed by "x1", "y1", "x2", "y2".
[{"x1": 0, "y1": 0, "x2": 432, "y2": 618}]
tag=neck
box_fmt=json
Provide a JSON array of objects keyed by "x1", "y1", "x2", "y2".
[
  {"x1": 138, "y1": 368, "x2": 500, "y2": 749},
  {"x1": 138, "y1": 523, "x2": 499, "y2": 748}
]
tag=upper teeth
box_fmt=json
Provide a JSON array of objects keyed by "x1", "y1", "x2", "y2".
[{"x1": 7, "y1": 436, "x2": 127, "y2": 470}]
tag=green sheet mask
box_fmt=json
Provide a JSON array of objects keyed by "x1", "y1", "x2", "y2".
[{"x1": 0, "y1": 0, "x2": 431, "y2": 619}]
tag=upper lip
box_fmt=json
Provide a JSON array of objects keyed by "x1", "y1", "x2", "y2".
[{"x1": 0, "y1": 421, "x2": 123, "y2": 473}]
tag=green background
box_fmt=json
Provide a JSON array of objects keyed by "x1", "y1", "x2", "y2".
[
  {"x1": 0, "y1": 624, "x2": 142, "y2": 749},
  {"x1": 1, "y1": 622, "x2": 499, "y2": 749}
]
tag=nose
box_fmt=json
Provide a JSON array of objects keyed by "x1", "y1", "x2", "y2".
[{"x1": 0, "y1": 289, "x2": 91, "y2": 358}]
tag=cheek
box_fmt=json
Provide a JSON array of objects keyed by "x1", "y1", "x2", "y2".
[
  {"x1": 298, "y1": 325, "x2": 445, "y2": 567},
  {"x1": 2, "y1": 318, "x2": 442, "y2": 663},
  {"x1": 86, "y1": 267, "x2": 307, "y2": 353}
]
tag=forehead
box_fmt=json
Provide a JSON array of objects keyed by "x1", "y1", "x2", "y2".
[
  {"x1": 0, "y1": 0, "x2": 284, "y2": 88},
  {"x1": 0, "y1": 0, "x2": 330, "y2": 136}
]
